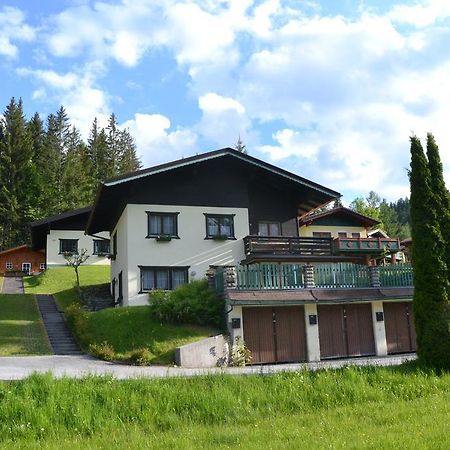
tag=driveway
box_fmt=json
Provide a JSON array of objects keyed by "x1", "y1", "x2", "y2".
[
  {"x1": 0, "y1": 353, "x2": 417, "y2": 380},
  {"x1": 1, "y1": 276, "x2": 24, "y2": 294}
]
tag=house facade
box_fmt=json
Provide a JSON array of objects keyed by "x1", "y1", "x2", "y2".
[
  {"x1": 87, "y1": 147, "x2": 415, "y2": 364},
  {"x1": 87, "y1": 148, "x2": 339, "y2": 306},
  {"x1": 30, "y1": 207, "x2": 110, "y2": 267},
  {"x1": 0, "y1": 245, "x2": 45, "y2": 275}
]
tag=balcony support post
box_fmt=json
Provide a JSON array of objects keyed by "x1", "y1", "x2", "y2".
[
  {"x1": 225, "y1": 266, "x2": 237, "y2": 289},
  {"x1": 369, "y1": 266, "x2": 381, "y2": 288},
  {"x1": 303, "y1": 265, "x2": 315, "y2": 288}
]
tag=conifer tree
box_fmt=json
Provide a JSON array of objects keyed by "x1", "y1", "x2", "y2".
[
  {"x1": 0, "y1": 98, "x2": 36, "y2": 248},
  {"x1": 409, "y1": 135, "x2": 450, "y2": 369},
  {"x1": 61, "y1": 127, "x2": 93, "y2": 210},
  {"x1": 234, "y1": 136, "x2": 248, "y2": 154},
  {"x1": 426, "y1": 133, "x2": 450, "y2": 284},
  {"x1": 117, "y1": 128, "x2": 141, "y2": 174}
]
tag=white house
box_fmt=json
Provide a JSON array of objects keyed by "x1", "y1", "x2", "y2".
[
  {"x1": 86, "y1": 147, "x2": 339, "y2": 306},
  {"x1": 86, "y1": 148, "x2": 415, "y2": 365},
  {"x1": 30, "y1": 207, "x2": 110, "y2": 267}
]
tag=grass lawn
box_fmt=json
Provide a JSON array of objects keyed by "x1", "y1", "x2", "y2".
[
  {"x1": 24, "y1": 266, "x2": 110, "y2": 310},
  {"x1": 70, "y1": 306, "x2": 218, "y2": 364},
  {"x1": 0, "y1": 364, "x2": 449, "y2": 448},
  {"x1": 0, "y1": 294, "x2": 52, "y2": 356}
]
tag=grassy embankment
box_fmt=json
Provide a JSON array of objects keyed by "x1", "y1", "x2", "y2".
[
  {"x1": 0, "y1": 294, "x2": 52, "y2": 356},
  {"x1": 24, "y1": 266, "x2": 110, "y2": 310},
  {"x1": 24, "y1": 267, "x2": 218, "y2": 364},
  {"x1": 0, "y1": 365, "x2": 449, "y2": 448}
]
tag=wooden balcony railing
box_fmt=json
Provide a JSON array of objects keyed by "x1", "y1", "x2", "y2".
[
  {"x1": 244, "y1": 235, "x2": 333, "y2": 257},
  {"x1": 334, "y1": 237, "x2": 401, "y2": 253}
]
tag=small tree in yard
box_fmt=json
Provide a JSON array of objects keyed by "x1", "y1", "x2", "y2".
[
  {"x1": 409, "y1": 135, "x2": 450, "y2": 370},
  {"x1": 64, "y1": 249, "x2": 89, "y2": 292}
]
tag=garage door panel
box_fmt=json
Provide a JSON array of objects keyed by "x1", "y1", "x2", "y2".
[
  {"x1": 318, "y1": 305, "x2": 347, "y2": 359},
  {"x1": 384, "y1": 302, "x2": 415, "y2": 354},
  {"x1": 243, "y1": 308, "x2": 275, "y2": 364},
  {"x1": 243, "y1": 306, "x2": 306, "y2": 364},
  {"x1": 274, "y1": 306, "x2": 306, "y2": 362},
  {"x1": 407, "y1": 303, "x2": 417, "y2": 352},
  {"x1": 346, "y1": 304, "x2": 375, "y2": 357}
]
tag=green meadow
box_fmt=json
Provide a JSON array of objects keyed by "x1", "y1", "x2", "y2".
[{"x1": 0, "y1": 364, "x2": 449, "y2": 448}]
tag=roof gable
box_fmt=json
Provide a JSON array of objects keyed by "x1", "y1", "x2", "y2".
[
  {"x1": 87, "y1": 148, "x2": 340, "y2": 234},
  {"x1": 299, "y1": 207, "x2": 379, "y2": 228}
]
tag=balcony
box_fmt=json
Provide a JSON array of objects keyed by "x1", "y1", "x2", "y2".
[
  {"x1": 334, "y1": 237, "x2": 401, "y2": 253},
  {"x1": 243, "y1": 235, "x2": 402, "y2": 263},
  {"x1": 215, "y1": 262, "x2": 413, "y2": 291}
]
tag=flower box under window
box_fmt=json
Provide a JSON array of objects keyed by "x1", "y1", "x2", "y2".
[{"x1": 156, "y1": 235, "x2": 172, "y2": 242}]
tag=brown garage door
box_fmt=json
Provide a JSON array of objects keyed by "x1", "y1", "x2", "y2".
[
  {"x1": 243, "y1": 306, "x2": 306, "y2": 364},
  {"x1": 384, "y1": 302, "x2": 416, "y2": 354},
  {"x1": 318, "y1": 304, "x2": 375, "y2": 359}
]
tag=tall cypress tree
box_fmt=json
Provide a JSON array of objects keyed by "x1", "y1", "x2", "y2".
[
  {"x1": 426, "y1": 133, "x2": 450, "y2": 283},
  {"x1": 409, "y1": 135, "x2": 450, "y2": 369}
]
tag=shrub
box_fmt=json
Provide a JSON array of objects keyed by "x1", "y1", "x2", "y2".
[
  {"x1": 230, "y1": 336, "x2": 252, "y2": 367},
  {"x1": 89, "y1": 341, "x2": 115, "y2": 361},
  {"x1": 148, "y1": 279, "x2": 224, "y2": 328},
  {"x1": 127, "y1": 348, "x2": 154, "y2": 365},
  {"x1": 65, "y1": 304, "x2": 91, "y2": 347}
]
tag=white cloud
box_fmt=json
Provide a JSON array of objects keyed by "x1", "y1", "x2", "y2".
[
  {"x1": 389, "y1": 0, "x2": 450, "y2": 27},
  {"x1": 121, "y1": 113, "x2": 198, "y2": 165},
  {"x1": 258, "y1": 129, "x2": 319, "y2": 160},
  {"x1": 197, "y1": 93, "x2": 250, "y2": 145},
  {"x1": 0, "y1": 6, "x2": 35, "y2": 58},
  {"x1": 17, "y1": 65, "x2": 110, "y2": 137}
]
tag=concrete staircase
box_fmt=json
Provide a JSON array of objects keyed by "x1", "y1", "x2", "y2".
[{"x1": 36, "y1": 295, "x2": 83, "y2": 355}]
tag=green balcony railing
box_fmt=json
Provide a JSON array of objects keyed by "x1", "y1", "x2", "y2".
[
  {"x1": 236, "y1": 263, "x2": 304, "y2": 290},
  {"x1": 217, "y1": 262, "x2": 414, "y2": 291},
  {"x1": 313, "y1": 263, "x2": 371, "y2": 288},
  {"x1": 378, "y1": 263, "x2": 413, "y2": 287}
]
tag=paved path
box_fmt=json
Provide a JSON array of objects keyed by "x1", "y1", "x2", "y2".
[
  {"x1": 0, "y1": 354, "x2": 417, "y2": 381},
  {"x1": 1, "y1": 276, "x2": 24, "y2": 294},
  {"x1": 36, "y1": 295, "x2": 82, "y2": 355}
]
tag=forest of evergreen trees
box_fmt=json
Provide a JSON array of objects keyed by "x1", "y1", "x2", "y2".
[{"x1": 0, "y1": 98, "x2": 141, "y2": 251}]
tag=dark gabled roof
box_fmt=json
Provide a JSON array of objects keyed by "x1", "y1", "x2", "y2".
[
  {"x1": 299, "y1": 207, "x2": 380, "y2": 227},
  {"x1": 87, "y1": 147, "x2": 341, "y2": 234},
  {"x1": 30, "y1": 206, "x2": 92, "y2": 227},
  {"x1": 103, "y1": 147, "x2": 337, "y2": 194},
  {"x1": 30, "y1": 207, "x2": 92, "y2": 251}
]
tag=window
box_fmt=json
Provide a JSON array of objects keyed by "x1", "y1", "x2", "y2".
[
  {"x1": 352, "y1": 233, "x2": 361, "y2": 238},
  {"x1": 93, "y1": 239, "x2": 110, "y2": 255},
  {"x1": 205, "y1": 214, "x2": 235, "y2": 239},
  {"x1": 140, "y1": 266, "x2": 188, "y2": 291},
  {"x1": 338, "y1": 232, "x2": 347, "y2": 238},
  {"x1": 39, "y1": 263, "x2": 46, "y2": 270},
  {"x1": 147, "y1": 212, "x2": 179, "y2": 238},
  {"x1": 59, "y1": 239, "x2": 78, "y2": 254},
  {"x1": 5, "y1": 262, "x2": 13, "y2": 270},
  {"x1": 258, "y1": 222, "x2": 281, "y2": 236},
  {"x1": 313, "y1": 232, "x2": 332, "y2": 238},
  {"x1": 112, "y1": 232, "x2": 117, "y2": 259}
]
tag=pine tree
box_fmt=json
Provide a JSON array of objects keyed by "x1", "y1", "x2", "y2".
[
  {"x1": 409, "y1": 135, "x2": 450, "y2": 369},
  {"x1": 117, "y1": 128, "x2": 141, "y2": 174},
  {"x1": 61, "y1": 127, "x2": 94, "y2": 210},
  {"x1": 234, "y1": 136, "x2": 248, "y2": 154},
  {"x1": 87, "y1": 118, "x2": 110, "y2": 185},
  {"x1": 0, "y1": 98, "x2": 36, "y2": 248}
]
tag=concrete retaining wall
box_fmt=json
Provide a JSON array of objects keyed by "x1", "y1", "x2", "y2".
[{"x1": 175, "y1": 335, "x2": 229, "y2": 368}]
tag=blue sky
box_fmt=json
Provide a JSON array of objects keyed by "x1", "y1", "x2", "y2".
[{"x1": 2, "y1": 0, "x2": 450, "y2": 203}]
